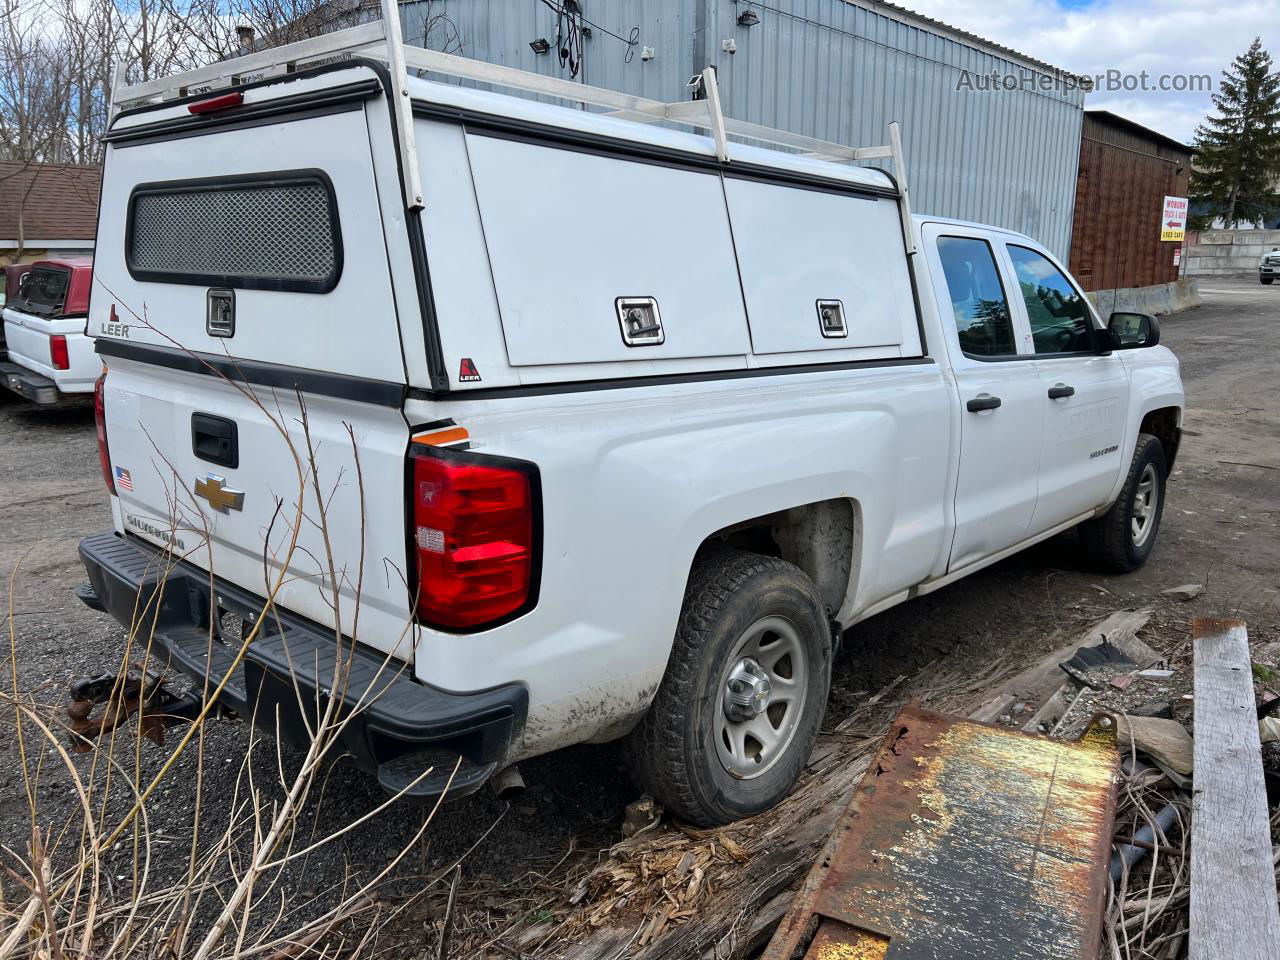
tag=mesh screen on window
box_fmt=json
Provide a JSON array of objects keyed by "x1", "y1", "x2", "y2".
[{"x1": 128, "y1": 176, "x2": 338, "y2": 289}]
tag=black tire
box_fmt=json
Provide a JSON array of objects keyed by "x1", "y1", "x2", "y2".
[
  {"x1": 627, "y1": 547, "x2": 832, "y2": 826},
  {"x1": 1262, "y1": 277, "x2": 1274, "y2": 285},
  {"x1": 1079, "y1": 433, "x2": 1167, "y2": 573}
]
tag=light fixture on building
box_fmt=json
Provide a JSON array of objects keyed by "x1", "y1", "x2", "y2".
[
  {"x1": 529, "y1": 37, "x2": 551, "y2": 54},
  {"x1": 737, "y1": 9, "x2": 761, "y2": 27}
]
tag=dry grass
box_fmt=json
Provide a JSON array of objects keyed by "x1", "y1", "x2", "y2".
[
  {"x1": 1102, "y1": 759, "x2": 1192, "y2": 960},
  {"x1": 0, "y1": 296, "x2": 449, "y2": 959}
]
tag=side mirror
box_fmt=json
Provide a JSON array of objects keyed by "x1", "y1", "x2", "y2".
[{"x1": 1107, "y1": 311, "x2": 1160, "y2": 349}]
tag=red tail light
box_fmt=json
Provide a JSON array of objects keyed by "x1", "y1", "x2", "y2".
[
  {"x1": 409, "y1": 446, "x2": 539, "y2": 630},
  {"x1": 95, "y1": 372, "x2": 116, "y2": 495},
  {"x1": 49, "y1": 334, "x2": 69, "y2": 370}
]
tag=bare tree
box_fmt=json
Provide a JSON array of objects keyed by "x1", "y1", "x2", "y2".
[
  {"x1": 0, "y1": 0, "x2": 461, "y2": 185},
  {"x1": 58, "y1": 0, "x2": 121, "y2": 162}
]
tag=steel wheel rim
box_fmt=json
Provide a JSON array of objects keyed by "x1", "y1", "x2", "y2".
[
  {"x1": 1130, "y1": 463, "x2": 1160, "y2": 548},
  {"x1": 714, "y1": 616, "x2": 808, "y2": 780}
]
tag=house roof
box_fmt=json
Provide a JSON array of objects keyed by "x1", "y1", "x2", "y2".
[{"x1": 0, "y1": 162, "x2": 102, "y2": 245}]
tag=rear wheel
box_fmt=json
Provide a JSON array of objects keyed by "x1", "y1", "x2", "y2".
[
  {"x1": 1079, "y1": 433, "x2": 1167, "y2": 572},
  {"x1": 627, "y1": 548, "x2": 831, "y2": 826}
]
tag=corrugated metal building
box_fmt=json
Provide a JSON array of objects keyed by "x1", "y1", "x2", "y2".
[
  {"x1": 1068, "y1": 110, "x2": 1191, "y2": 291},
  {"x1": 398, "y1": 0, "x2": 1087, "y2": 257}
]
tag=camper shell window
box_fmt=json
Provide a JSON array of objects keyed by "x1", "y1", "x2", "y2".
[{"x1": 125, "y1": 170, "x2": 342, "y2": 293}]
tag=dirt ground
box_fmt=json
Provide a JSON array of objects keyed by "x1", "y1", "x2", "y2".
[{"x1": 1, "y1": 275, "x2": 1277, "y2": 952}]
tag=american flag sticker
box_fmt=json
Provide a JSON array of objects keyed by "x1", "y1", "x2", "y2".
[{"x1": 114, "y1": 466, "x2": 133, "y2": 492}]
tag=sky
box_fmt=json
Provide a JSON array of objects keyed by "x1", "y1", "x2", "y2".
[{"x1": 899, "y1": 0, "x2": 1279, "y2": 144}]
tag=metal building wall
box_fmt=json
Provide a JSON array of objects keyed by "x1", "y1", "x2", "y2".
[
  {"x1": 1069, "y1": 113, "x2": 1191, "y2": 291},
  {"x1": 401, "y1": 0, "x2": 1085, "y2": 258}
]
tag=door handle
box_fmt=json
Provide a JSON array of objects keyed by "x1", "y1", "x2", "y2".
[
  {"x1": 192, "y1": 413, "x2": 239, "y2": 469},
  {"x1": 966, "y1": 395, "x2": 1002, "y2": 412},
  {"x1": 1047, "y1": 384, "x2": 1076, "y2": 399}
]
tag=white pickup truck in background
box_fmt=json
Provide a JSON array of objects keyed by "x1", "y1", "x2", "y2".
[
  {"x1": 1, "y1": 258, "x2": 99, "y2": 404},
  {"x1": 76, "y1": 19, "x2": 1183, "y2": 826},
  {"x1": 1260, "y1": 247, "x2": 1280, "y2": 284}
]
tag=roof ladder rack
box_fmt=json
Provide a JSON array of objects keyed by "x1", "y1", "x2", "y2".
[{"x1": 109, "y1": 0, "x2": 914, "y2": 237}]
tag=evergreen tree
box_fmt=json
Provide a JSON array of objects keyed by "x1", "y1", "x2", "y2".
[{"x1": 1191, "y1": 38, "x2": 1280, "y2": 228}]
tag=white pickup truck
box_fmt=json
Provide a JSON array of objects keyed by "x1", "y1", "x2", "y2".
[
  {"x1": 1260, "y1": 247, "x2": 1280, "y2": 284},
  {"x1": 2, "y1": 259, "x2": 99, "y2": 404},
  {"x1": 77, "y1": 15, "x2": 1183, "y2": 825}
]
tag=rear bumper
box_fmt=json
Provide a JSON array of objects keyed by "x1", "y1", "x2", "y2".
[
  {"x1": 1, "y1": 361, "x2": 60, "y2": 403},
  {"x1": 77, "y1": 531, "x2": 526, "y2": 799}
]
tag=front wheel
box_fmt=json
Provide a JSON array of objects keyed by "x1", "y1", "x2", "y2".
[
  {"x1": 627, "y1": 548, "x2": 831, "y2": 826},
  {"x1": 1079, "y1": 433, "x2": 1167, "y2": 572},
  {"x1": 1262, "y1": 277, "x2": 1274, "y2": 285}
]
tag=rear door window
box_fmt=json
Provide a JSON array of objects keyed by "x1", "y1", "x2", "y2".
[
  {"x1": 936, "y1": 237, "x2": 1016, "y2": 357},
  {"x1": 1007, "y1": 245, "x2": 1093, "y2": 354}
]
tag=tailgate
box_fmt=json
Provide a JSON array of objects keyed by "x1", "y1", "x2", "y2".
[
  {"x1": 3, "y1": 309, "x2": 96, "y2": 390},
  {"x1": 92, "y1": 84, "x2": 415, "y2": 660},
  {"x1": 3, "y1": 308, "x2": 61, "y2": 375}
]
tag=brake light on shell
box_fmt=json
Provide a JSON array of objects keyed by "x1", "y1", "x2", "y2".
[
  {"x1": 49, "y1": 334, "x2": 69, "y2": 370},
  {"x1": 410, "y1": 447, "x2": 538, "y2": 630},
  {"x1": 95, "y1": 371, "x2": 115, "y2": 495},
  {"x1": 188, "y1": 91, "x2": 243, "y2": 114}
]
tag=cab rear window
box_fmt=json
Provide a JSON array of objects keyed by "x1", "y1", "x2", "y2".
[
  {"x1": 125, "y1": 170, "x2": 342, "y2": 293},
  {"x1": 9, "y1": 266, "x2": 71, "y2": 317}
]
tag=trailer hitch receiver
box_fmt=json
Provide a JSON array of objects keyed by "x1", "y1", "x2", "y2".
[{"x1": 66, "y1": 669, "x2": 204, "y2": 751}]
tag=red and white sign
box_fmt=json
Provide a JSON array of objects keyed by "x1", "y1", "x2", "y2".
[{"x1": 1161, "y1": 196, "x2": 1187, "y2": 242}]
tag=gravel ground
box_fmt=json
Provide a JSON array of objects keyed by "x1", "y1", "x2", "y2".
[{"x1": 1, "y1": 276, "x2": 1277, "y2": 953}]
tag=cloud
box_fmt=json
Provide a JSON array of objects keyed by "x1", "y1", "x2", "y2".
[{"x1": 898, "y1": 0, "x2": 1279, "y2": 142}]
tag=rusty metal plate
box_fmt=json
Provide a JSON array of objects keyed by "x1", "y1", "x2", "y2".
[{"x1": 765, "y1": 704, "x2": 1119, "y2": 960}]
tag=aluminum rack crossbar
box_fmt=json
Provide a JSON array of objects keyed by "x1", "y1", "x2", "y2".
[{"x1": 109, "y1": 0, "x2": 915, "y2": 246}]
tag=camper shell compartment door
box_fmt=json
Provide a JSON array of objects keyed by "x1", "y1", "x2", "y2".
[
  {"x1": 725, "y1": 177, "x2": 921, "y2": 359},
  {"x1": 461, "y1": 132, "x2": 752, "y2": 369}
]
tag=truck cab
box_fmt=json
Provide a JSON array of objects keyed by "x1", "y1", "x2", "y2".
[{"x1": 75, "y1": 10, "x2": 1183, "y2": 826}]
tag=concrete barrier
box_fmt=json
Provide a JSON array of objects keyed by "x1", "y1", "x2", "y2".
[
  {"x1": 1184, "y1": 228, "x2": 1280, "y2": 277},
  {"x1": 1087, "y1": 278, "x2": 1200, "y2": 318}
]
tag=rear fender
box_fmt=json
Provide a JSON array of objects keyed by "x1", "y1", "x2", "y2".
[{"x1": 410, "y1": 365, "x2": 953, "y2": 758}]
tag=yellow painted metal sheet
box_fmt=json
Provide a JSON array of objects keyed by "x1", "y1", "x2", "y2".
[{"x1": 767, "y1": 704, "x2": 1119, "y2": 960}]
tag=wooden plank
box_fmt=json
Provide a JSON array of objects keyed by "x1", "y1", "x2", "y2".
[{"x1": 1190, "y1": 617, "x2": 1280, "y2": 960}]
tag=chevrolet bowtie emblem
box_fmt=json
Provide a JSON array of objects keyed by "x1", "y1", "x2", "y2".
[{"x1": 194, "y1": 474, "x2": 245, "y2": 514}]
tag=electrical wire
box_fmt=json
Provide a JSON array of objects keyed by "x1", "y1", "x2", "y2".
[
  {"x1": 536, "y1": 0, "x2": 640, "y2": 69},
  {"x1": 553, "y1": 0, "x2": 584, "y2": 78}
]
